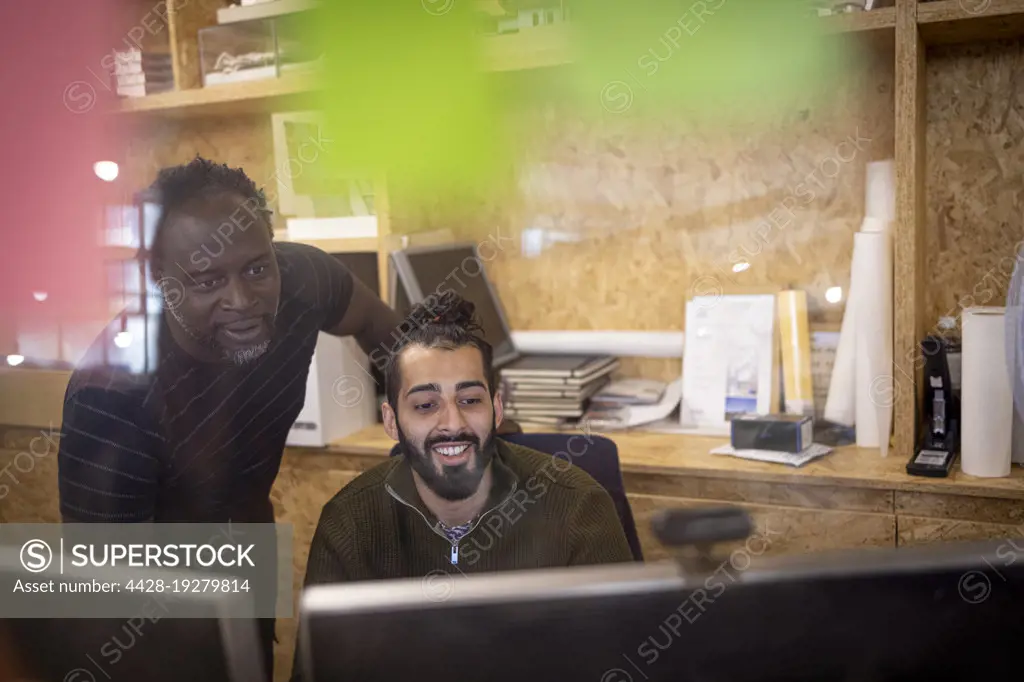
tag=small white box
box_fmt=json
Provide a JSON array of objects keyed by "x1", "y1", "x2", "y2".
[{"x1": 287, "y1": 333, "x2": 378, "y2": 447}]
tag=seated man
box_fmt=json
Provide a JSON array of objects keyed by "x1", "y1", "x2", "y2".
[{"x1": 301, "y1": 291, "x2": 633, "y2": 586}]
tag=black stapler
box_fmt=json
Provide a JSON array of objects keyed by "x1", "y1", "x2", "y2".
[{"x1": 906, "y1": 335, "x2": 961, "y2": 477}]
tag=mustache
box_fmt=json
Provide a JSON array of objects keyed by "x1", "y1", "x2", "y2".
[{"x1": 424, "y1": 433, "x2": 480, "y2": 450}]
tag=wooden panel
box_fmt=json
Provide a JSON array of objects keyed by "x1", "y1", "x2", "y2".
[
  {"x1": 896, "y1": 491, "x2": 1024, "y2": 524},
  {"x1": 0, "y1": 370, "x2": 71, "y2": 430},
  {"x1": 122, "y1": 113, "x2": 278, "y2": 214},
  {"x1": 893, "y1": 0, "x2": 927, "y2": 463},
  {"x1": 628, "y1": 492, "x2": 896, "y2": 563},
  {"x1": 924, "y1": 40, "x2": 1024, "y2": 330},
  {"x1": 625, "y1": 472, "x2": 894, "y2": 513},
  {"x1": 919, "y1": 0, "x2": 1024, "y2": 45},
  {"x1": 329, "y1": 424, "x2": 1024, "y2": 500},
  {"x1": 897, "y1": 515, "x2": 1023, "y2": 546},
  {"x1": 270, "y1": 466, "x2": 361, "y2": 682},
  {"x1": 0, "y1": 445, "x2": 61, "y2": 524},
  {"x1": 169, "y1": 0, "x2": 225, "y2": 91},
  {"x1": 390, "y1": 41, "x2": 895, "y2": 385}
]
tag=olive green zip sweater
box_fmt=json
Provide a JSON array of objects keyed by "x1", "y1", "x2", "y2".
[{"x1": 301, "y1": 440, "x2": 634, "y2": 587}]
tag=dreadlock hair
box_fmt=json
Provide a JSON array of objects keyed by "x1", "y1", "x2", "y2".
[
  {"x1": 147, "y1": 155, "x2": 273, "y2": 271},
  {"x1": 384, "y1": 290, "x2": 495, "y2": 413}
]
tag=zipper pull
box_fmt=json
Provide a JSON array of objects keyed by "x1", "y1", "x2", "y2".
[{"x1": 450, "y1": 543, "x2": 459, "y2": 565}]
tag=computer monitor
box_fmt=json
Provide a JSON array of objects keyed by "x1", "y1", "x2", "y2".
[
  {"x1": 299, "y1": 539, "x2": 1024, "y2": 682},
  {"x1": 388, "y1": 253, "x2": 413, "y2": 320},
  {"x1": 391, "y1": 243, "x2": 519, "y2": 369},
  {"x1": 0, "y1": 548, "x2": 266, "y2": 682}
]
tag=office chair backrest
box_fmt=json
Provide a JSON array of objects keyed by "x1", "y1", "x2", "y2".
[{"x1": 388, "y1": 434, "x2": 644, "y2": 561}]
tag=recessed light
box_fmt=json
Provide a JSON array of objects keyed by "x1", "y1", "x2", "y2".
[{"x1": 94, "y1": 161, "x2": 119, "y2": 182}]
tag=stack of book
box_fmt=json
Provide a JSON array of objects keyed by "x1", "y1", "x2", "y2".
[
  {"x1": 112, "y1": 49, "x2": 174, "y2": 98},
  {"x1": 499, "y1": 355, "x2": 619, "y2": 428},
  {"x1": 582, "y1": 379, "x2": 671, "y2": 429}
]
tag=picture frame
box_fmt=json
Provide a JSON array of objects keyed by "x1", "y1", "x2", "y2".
[{"x1": 270, "y1": 110, "x2": 375, "y2": 218}]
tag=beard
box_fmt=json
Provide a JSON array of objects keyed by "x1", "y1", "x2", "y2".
[
  {"x1": 225, "y1": 340, "x2": 271, "y2": 366},
  {"x1": 398, "y1": 418, "x2": 498, "y2": 502}
]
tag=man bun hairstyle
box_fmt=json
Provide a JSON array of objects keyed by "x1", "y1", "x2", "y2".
[{"x1": 384, "y1": 290, "x2": 495, "y2": 411}]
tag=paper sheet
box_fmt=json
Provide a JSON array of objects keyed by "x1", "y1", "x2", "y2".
[{"x1": 710, "y1": 443, "x2": 833, "y2": 467}]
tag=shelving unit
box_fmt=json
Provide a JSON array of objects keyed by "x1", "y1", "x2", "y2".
[
  {"x1": 109, "y1": 0, "x2": 1024, "y2": 466},
  {"x1": 890, "y1": 0, "x2": 1024, "y2": 462},
  {"x1": 118, "y1": 8, "x2": 903, "y2": 119}
]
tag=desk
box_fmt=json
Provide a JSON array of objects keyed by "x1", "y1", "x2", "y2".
[
  {"x1": 278, "y1": 424, "x2": 1024, "y2": 564},
  {"x1": 4, "y1": 424, "x2": 1023, "y2": 682}
]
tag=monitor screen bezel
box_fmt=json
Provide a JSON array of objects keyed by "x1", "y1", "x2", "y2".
[
  {"x1": 390, "y1": 242, "x2": 520, "y2": 370},
  {"x1": 298, "y1": 537, "x2": 1024, "y2": 682}
]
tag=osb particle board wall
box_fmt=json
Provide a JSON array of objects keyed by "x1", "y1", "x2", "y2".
[
  {"x1": 926, "y1": 38, "x2": 1024, "y2": 329},
  {"x1": 123, "y1": 115, "x2": 278, "y2": 214},
  {"x1": 390, "y1": 44, "x2": 895, "y2": 382}
]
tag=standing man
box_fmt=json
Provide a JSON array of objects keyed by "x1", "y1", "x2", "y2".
[{"x1": 56, "y1": 157, "x2": 403, "y2": 675}]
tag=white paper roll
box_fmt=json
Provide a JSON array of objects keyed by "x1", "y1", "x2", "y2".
[
  {"x1": 854, "y1": 230, "x2": 893, "y2": 450},
  {"x1": 823, "y1": 239, "x2": 862, "y2": 427},
  {"x1": 961, "y1": 307, "x2": 1013, "y2": 477},
  {"x1": 865, "y1": 159, "x2": 895, "y2": 223}
]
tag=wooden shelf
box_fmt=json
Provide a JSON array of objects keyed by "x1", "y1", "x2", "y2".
[
  {"x1": 216, "y1": 0, "x2": 318, "y2": 25},
  {"x1": 479, "y1": 22, "x2": 573, "y2": 72},
  {"x1": 116, "y1": 71, "x2": 320, "y2": 118},
  {"x1": 820, "y1": 7, "x2": 897, "y2": 34},
  {"x1": 918, "y1": 0, "x2": 1024, "y2": 45}
]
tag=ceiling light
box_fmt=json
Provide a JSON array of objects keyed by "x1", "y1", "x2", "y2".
[{"x1": 94, "y1": 161, "x2": 119, "y2": 182}]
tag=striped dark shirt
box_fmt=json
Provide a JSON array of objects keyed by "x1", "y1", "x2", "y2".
[{"x1": 57, "y1": 241, "x2": 356, "y2": 524}]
